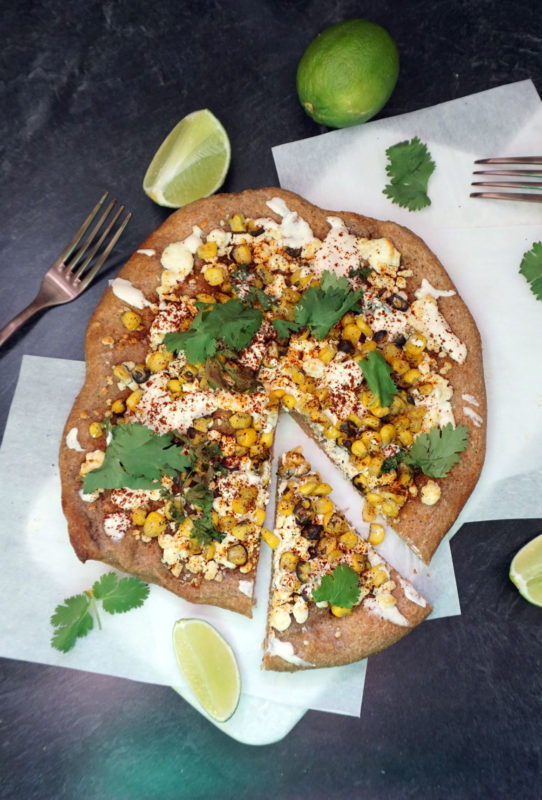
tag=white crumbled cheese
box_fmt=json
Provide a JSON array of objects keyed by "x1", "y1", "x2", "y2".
[
  {"x1": 110, "y1": 278, "x2": 152, "y2": 309},
  {"x1": 266, "y1": 636, "x2": 314, "y2": 667},
  {"x1": 206, "y1": 228, "x2": 232, "y2": 254},
  {"x1": 79, "y1": 449, "x2": 105, "y2": 476},
  {"x1": 269, "y1": 606, "x2": 292, "y2": 632},
  {"x1": 103, "y1": 512, "x2": 131, "y2": 542},
  {"x1": 66, "y1": 427, "x2": 84, "y2": 452},
  {"x1": 238, "y1": 580, "x2": 253, "y2": 597},
  {"x1": 358, "y1": 237, "x2": 401, "y2": 271},
  {"x1": 415, "y1": 278, "x2": 456, "y2": 300},
  {"x1": 265, "y1": 197, "x2": 314, "y2": 248},
  {"x1": 79, "y1": 488, "x2": 100, "y2": 503},
  {"x1": 421, "y1": 480, "x2": 441, "y2": 506},
  {"x1": 182, "y1": 225, "x2": 203, "y2": 253},
  {"x1": 160, "y1": 242, "x2": 194, "y2": 279},
  {"x1": 292, "y1": 596, "x2": 309, "y2": 625}
]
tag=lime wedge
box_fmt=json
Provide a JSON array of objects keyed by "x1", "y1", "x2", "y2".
[
  {"x1": 143, "y1": 109, "x2": 231, "y2": 208},
  {"x1": 172, "y1": 618, "x2": 241, "y2": 722},
  {"x1": 509, "y1": 533, "x2": 542, "y2": 606}
]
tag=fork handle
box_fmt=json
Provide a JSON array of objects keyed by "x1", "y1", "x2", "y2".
[{"x1": 0, "y1": 298, "x2": 52, "y2": 348}]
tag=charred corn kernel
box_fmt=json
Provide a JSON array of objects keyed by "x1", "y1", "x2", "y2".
[
  {"x1": 191, "y1": 417, "x2": 209, "y2": 433},
  {"x1": 381, "y1": 499, "x2": 400, "y2": 517},
  {"x1": 368, "y1": 455, "x2": 384, "y2": 476},
  {"x1": 348, "y1": 413, "x2": 364, "y2": 428},
  {"x1": 167, "y1": 379, "x2": 182, "y2": 394},
  {"x1": 317, "y1": 536, "x2": 338, "y2": 556},
  {"x1": 290, "y1": 365, "x2": 305, "y2": 385},
  {"x1": 352, "y1": 472, "x2": 368, "y2": 491},
  {"x1": 269, "y1": 388, "x2": 285, "y2": 400},
  {"x1": 351, "y1": 439, "x2": 368, "y2": 458},
  {"x1": 229, "y1": 412, "x2": 252, "y2": 429},
  {"x1": 360, "y1": 340, "x2": 377, "y2": 356},
  {"x1": 314, "y1": 496, "x2": 333, "y2": 515},
  {"x1": 113, "y1": 364, "x2": 132, "y2": 383},
  {"x1": 218, "y1": 514, "x2": 236, "y2": 532},
  {"x1": 131, "y1": 508, "x2": 147, "y2": 526},
  {"x1": 228, "y1": 213, "x2": 246, "y2": 232},
  {"x1": 342, "y1": 312, "x2": 356, "y2": 326},
  {"x1": 146, "y1": 350, "x2": 173, "y2": 372},
  {"x1": 362, "y1": 502, "x2": 378, "y2": 522},
  {"x1": 323, "y1": 425, "x2": 340, "y2": 440},
  {"x1": 121, "y1": 310, "x2": 141, "y2": 330},
  {"x1": 111, "y1": 399, "x2": 125, "y2": 414},
  {"x1": 351, "y1": 553, "x2": 366, "y2": 573},
  {"x1": 232, "y1": 521, "x2": 255, "y2": 541},
  {"x1": 313, "y1": 482, "x2": 332, "y2": 496},
  {"x1": 203, "y1": 265, "x2": 226, "y2": 286},
  {"x1": 196, "y1": 292, "x2": 216, "y2": 304},
  {"x1": 361, "y1": 430, "x2": 381, "y2": 451},
  {"x1": 355, "y1": 316, "x2": 373, "y2": 337},
  {"x1": 404, "y1": 332, "x2": 427, "y2": 357},
  {"x1": 366, "y1": 492, "x2": 383, "y2": 506},
  {"x1": 389, "y1": 394, "x2": 408, "y2": 414},
  {"x1": 369, "y1": 523, "x2": 386, "y2": 545},
  {"x1": 297, "y1": 477, "x2": 319, "y2": 496},
  {"x1": 369, "y1": 565, "x2": 388, "y2": 587},
  {"x1": 318, "y1": 345, "x2": 336, "y2": 363},
  {"x1": 143, "y1": 511, "x2": 166, "y2": 538},
  {"x1": 188, "y1": 536, "x2": 203, "y2": 554},
  {"x1": 331, "y1": 605, "x2": 352, "y2": 618},
  {"x1": 417, "y1": 383, "x2": 434, "y2": 396},
  {"x1": 126, "y1": 389, "x2": 143, "y2": 411},
  {"x1": 88, "y1": 421, "x2": 103, "y2": 438},
  {"x1": 398, "y1": 429, "x2": 413, "y2": 447},
  {"x1": 278, "y1": 497, "x2": 295, "y2": 515},
  {"x1": 262, "y1": 527, "x2": 279, "y2": 549},
  {"x1": 323, "y1": 512, "x2": 348, "y2": 535},
  {"x1": 254, "y1": 508, "x2": 266, "y2": 526},
  {"x1": 259, "y1": 431, "x2": 274, "y2": 448},
  {"x1": 281, "y1": 394, "x2": 296, "y2": 410},
  {"x1": 327, "y1": 548, "x2": 343, "y2": 563},
  {"x1": 204, "y1": 541, "x2": 216, "y2": 561},
  {"x1": 371, "y1": 403, "x2": 390, "y2": 419},
  {"x1": 342, "y1": 323, "x2": 362, "y2": 344},
  {"x1": 391, "y1": 357, "x2": 410, "y2": 375},
  {"x1": 279, "y1": 551, "x2": 299, "y2": 571},
  {"x1": 232, "y1": 244, "x2": 252, "y2": 264},
  {"x1": 380, "y1": 424, "x2": 396, "y2": 445},
  {"x1": 382, "y1": 343, "x2": 401, "y2": 363},
  {"x1": 339, "y1": 531, "x2": 358, "y2": 549},
  {"x1": 227, "y1": 543, "x2": 248, "y2": 566},
  {"x1": 235, "y1": 427, "x2": 257, "y2": 447},
  {"x1": 197, "y1": 241, "x2": 218, "y2": 260},
  {"x1": 403, "y1": 368, "x2": 422, "y2": 385}
]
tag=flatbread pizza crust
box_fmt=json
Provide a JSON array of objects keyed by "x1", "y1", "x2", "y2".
[{"x1": 60, "y1": 187, "x2": 486, "y2": 620}]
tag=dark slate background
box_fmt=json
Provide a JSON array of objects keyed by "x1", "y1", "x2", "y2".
[{"x1": 1, "y1": 1, "x2": 541, "y2": 798}]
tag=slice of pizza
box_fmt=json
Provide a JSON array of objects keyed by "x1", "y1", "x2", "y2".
[{"x1": 262, "y1": 448, "x2": 432, "y2": 671}]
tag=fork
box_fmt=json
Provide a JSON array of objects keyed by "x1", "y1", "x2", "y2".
[
  {"x1": 0, "y1": 192, "x2": 131, "y2": 348},
  {"x1": 471, "y1": 157, "x2": 542, "y2": 202}
]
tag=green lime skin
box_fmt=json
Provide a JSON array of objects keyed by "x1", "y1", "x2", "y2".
[{"x1": 296, "y1": 19, "x2": 400, "y2": 128}]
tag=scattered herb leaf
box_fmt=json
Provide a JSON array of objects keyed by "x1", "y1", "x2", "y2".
[
  {"x1": 312, "y1": 563, "x2": 361, "y2": 609},
  {"x1": 381, "y1": 450, "x2": 407, "y2": 473},
  {"x1": 348, "y1": 265, "x2": 373, "y2": 282},
  {"x1": 519, "y1": 241, "x2": 542, "y2": 301},
  {"x1": 358, "y1": 350, "x2": 398, "y2": 406},
  {"x1": 82, "y1": 423, "x2": 191, "y2": 492},
  {"x1": 383, "y1": 137, "x2": 435, "y2": 211},
  {"x1": 164, "y1": 299, "x2": 263, "y2": 364},
  {"x1": 272, "y1": 271, "x2": 363, "y2": 340},
  {"x1": 405, "y1": 423, "x2": 469, "y2": 478},
  {"x1": 50, "y1": 572, "x2": 149, "y2": 652}
]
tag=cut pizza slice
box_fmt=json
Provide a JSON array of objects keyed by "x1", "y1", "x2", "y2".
[{"x1": 262, "y1": 448, "x2": 432, "y2": 671}]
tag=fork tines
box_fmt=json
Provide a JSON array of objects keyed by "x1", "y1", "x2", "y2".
[
  {"x1": 471, "y1": 157, "x2": 542, "y2": 203},
  {"x1": 57, "y1": 192, "x2": 132, "y2": 288}
]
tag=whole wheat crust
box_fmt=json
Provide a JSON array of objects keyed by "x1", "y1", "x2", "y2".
[{"x1": 59, "y1": 187, "x2": 486, "y2": 618}]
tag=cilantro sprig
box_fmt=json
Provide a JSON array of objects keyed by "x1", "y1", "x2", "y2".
[
  {"x1": 383, "y1": 137, "x2": 435, "y2": 211},
  {"x1": 273, "y1": 271, "x2": 363, "y2": 340},
  {"x1": 406, "y1": 422, "x2": 469, "y2": 478},
  {"x1": 51, "y1": 572, "x2": 149, "y2": 652},
  {"x1": 82, "y1": 422, "x2": 191, "y2": 493},
  {"x1": 358, "y1": 350, "x2": 398, "y2": 406},
  {"x1": 164, "y1": 299, "x2": 263, "y2": 364},
  {"x1": 519, "y1": 241, "x2": 542, "y2": 301},
  {"x1": 312, "y1": 564, "x2": 361, "y2": 609}
]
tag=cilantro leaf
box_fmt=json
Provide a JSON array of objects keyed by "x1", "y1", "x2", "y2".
[
  {"x1": 381, "y1": 450, "x2": 407, "y2": 473},
  {"x1": 312, "y1": 564, "x2": 361, "y2": 609},
  {"x1": 358, "y1": 350, "x2": 398, "y2": 406},
  {"x1": 185, "y1": 483, "x2": 224, "y2": 545},
  {"x1": 406, "y1": 423, "x2": 469, "y2": 478},
  {"x1": 92, "y1": 573, "x2": 150, "y2": 614},
  {"x1": 383, "y1": 137, "x2": 435, "y2": 211},
  {"x1": 164, "y1": 299, "x2": 263, "y2": 364},
  {"x1": 272, "y1": 271, "x2": 363, "y2": 340},
  {"x1": 82, "y1": 423, "x2": 191, "y2": 492},
  {"x1": 50, "y1": 593, "x2": 93, "y2": 652},
  {"x1": 51, "y1": 572, "x2": 150, "y2": 653},
  {"x1": 519, "y1": 241, "x2": 542, "y2": 301}
]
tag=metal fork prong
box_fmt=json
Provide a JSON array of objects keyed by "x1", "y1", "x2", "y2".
[
  {"x1": 78, "y1": 211, "x2": 132, "y2": 291},
  {"x1": 67, "y1": 197, "x2": 118, "y2": 277},
  {"x1": 471, "y1": 180, "x2": 542, "y2": 189},
  {"x1": 53, "y1": 192, "x2": 110, "y2": 269},
  {"x1": 72, "y1": 202, "x2": 124, "y2": 281},
  {"x1": 470, "y1": 191, "x2": 542, "y2": 203},
  {"x1": 473, "y1": 169, "x2": 542, "y2": 177},
  {"x1": 475, "y1": 157, "x2": 542, "y2": 165}
]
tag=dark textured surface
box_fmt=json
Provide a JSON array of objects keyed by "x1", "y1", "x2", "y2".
[{"x1": 1, "y1": 1, "x2": 542, "y2": 797}]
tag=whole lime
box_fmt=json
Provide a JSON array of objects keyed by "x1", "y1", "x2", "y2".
[{"x1": 296, "y1": 19, "x2": 399, "y2": 128}]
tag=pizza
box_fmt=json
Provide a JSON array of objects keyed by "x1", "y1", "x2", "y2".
[
  {"x1": 263, "y1": 448, "x2": 432, "y2": 670},
  {"x1": 59, "y1": 187, "x2": 485, "y2": 635}
]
